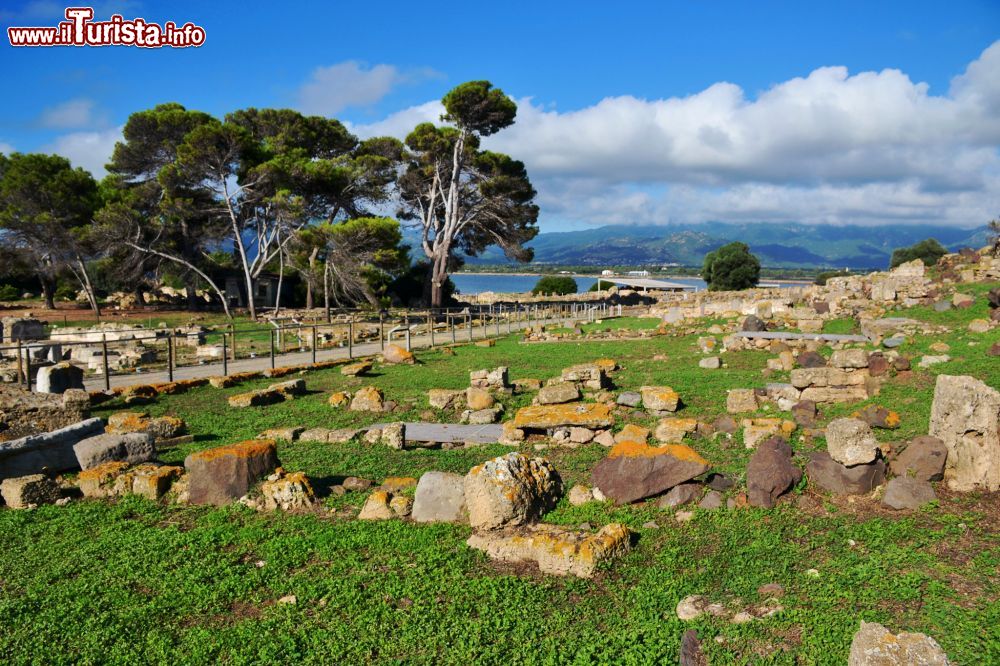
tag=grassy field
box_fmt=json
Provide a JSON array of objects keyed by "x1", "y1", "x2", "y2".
[{"x1": 1, "y1": 296, "x2": 998, "y2": 664}]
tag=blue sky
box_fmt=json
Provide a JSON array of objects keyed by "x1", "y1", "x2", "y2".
[{"x1": 2, "y1": 0, "x2": 999, "y2": 231}]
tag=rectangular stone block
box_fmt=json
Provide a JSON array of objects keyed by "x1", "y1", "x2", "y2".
[{"x1": 184, "y1": 440, "x2": 279, "y2": 505}]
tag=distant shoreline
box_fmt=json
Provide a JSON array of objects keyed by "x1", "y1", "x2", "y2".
[{"x1": 453, "y1": 271, "x2": 812, "y2": 285}]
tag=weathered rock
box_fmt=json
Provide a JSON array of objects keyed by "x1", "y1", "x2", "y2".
[
  {"x1": 382, "y1": 344, "x2": 415, "y2": 364},
  {"x1": 615, "y1": 424, "x2": 650, "y2": 443},
  {"x1": 561, "y1": 364, "x2": 608, "y2": 389},
  {"x1": 796, "y1": 351, "x2": 827, "y2": 368},
  {"x1": 698, "y1": 357, "x2": 721, "y2": 370},
  {"x1": 591, "y1": 440, "x2": 710, "y2": 504},
  {"x1": 918, "y1": 355, "x2": 950, "y2": 368},
  {"x1": 0, "y1": 474, "x2": 61, "y2": 508},
  {"x1": 412, "y1": 471, "x2": 467, "y2": 523},
  {"x1": 679, "y1": 629, "x2": 707, "y2": 666},
  {"x1": 654, "y1": 418, "x2": 698, "y2": 444},
  {"x1": 341, "y1": 476, "x2": 373, "y2": 492},
  {"x1": 568, "y1": 484, "x2": 595, "y2": 506},
  {"x1": 656, "y1": 482, "x2": 702, "y2": 508},
  {"x1": 77, "y1": 460, "x2": 131, "y2": 498},
  {"x1": 513, "y1": 403, "x2": 614, "y2": 430},
  {"x1": 640, "y1": 386, "x2": 681, "y2": 414},
  {"x1": 537, "y1": 382, "x2": 581, "y2": 405},
  {"x1": 742, "y1": 315, "x2": 767, "y2": 332},
  {"x1": 511, "y1": 378, "x2": 542, "y2": 392},
  {"x1": 461, "y1": 406, "x2": 503, "y2": 424},
  {"x1": 464, "y1": 453, "x2": 562, "y2": 530},
  {"x1": 73, "y1": 432, "x2": 155, "y2": 471},
  {"x1": 746, "y1": 436, "x2": 802, "y2": 508},
  {"x1": 826, "y1": 418, "x2": 880, "y2": 466},
  {"x1": 340, "y1": 361, "x2": 372, "y2": 377},
  {"x1": 847, "y1": 621, "x2": 950, "y2": 665},
  {"x1": 466, "y1": 387, "x2": 496, "y2": 411},
  {"x1": 792, "y1": 400, "x2": 818, "y2": 427},
  {"x1": 381, "y1": 422, "x2": 405, "y2": 450},
  {"x1": 882, "y1": 476, "x2": 936, "y2": 510},
  {"x1": 856, "y1": 405, "x2": 900, "y2": 429},
  {"x1": 616, "y1": 391, "x2": 642, "y2": 407},
  {"x1": 36, "y1": 362, "x2": 84, "y2": 394},
  {"x1": 107, "y1": 412, "x2": 181, "y2": 441},
  {"x1": 790, "y1": 367, "x2": 867, "y2": 389},
  {"x1": 0, "y1": 417, "x2": 104, "y2": 481},
  {"x1": 928, "y1": 374, "x2": 1000, "y2": 492},
  {"x1": 830, "y1": 349, "x2": 870, "y2": 369},
  {"x1": 328, "y1": 391, "x2": 351, "y2": 408},
  {"x1": 184, "y1": 440, "x2": 279, "y2": 506},
  {"x1": 129, "y1": 463, "x2": 183, "y2": 500},
  {"x1": 466, "y1": 523, "x2": 632, "y2": 578},
  {"x1": 470, "y1": 367, "x2": 509, "y2": 389},
  {"x1": 568, "y1": 427, "x2": 595, "y2": 444},
  {"x1": 806, "y1": 451, "x2": 886, "y2": 495},
  {"x1": 349, "y1": 386, "x2": 385, "y2": 412},
  {"x1": 228, "y1": 387, "x2": 285, "y2": 408},
  {"x1": 260, "y1": 471, "x2": 315, "y2": 511},
  {"x1": 358, "y1": 490, "x2": 395, "y2": 520},
  {"x1": 428, "y1": 389, "x2": 464, "y2": 410},
  {"x1": 890, "y1": 436, "x2": 947, "y2": 482},
  {"x1": 390, "y1": 495, "x2": 413, "y2": 517},
  {"x1": 726, "y1": 389, "x2": 758, "y2": 414},
  {"x1": 698, "y1": 490, "x2": 724, "y2": 510},
  {"x1": 800, "y1": 386, "x2": 870, "y2": 404},
  {"x1": 742, "y1": 418, "x2": 795, "y2": 450}
]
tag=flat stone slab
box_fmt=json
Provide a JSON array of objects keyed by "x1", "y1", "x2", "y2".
[
  {"x1": 733, "y1": 331, "x2": 869, "y2": 342},
  {"x1": 0, "y1": 418, "x2": 105, "y2": 481},
  {"x1": 369, "y1": 422, "x2": 503, "y2": 444}
]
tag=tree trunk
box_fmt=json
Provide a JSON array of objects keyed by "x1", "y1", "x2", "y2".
[
  {"x1": 273, "y1": 246, "x2": 285, "y2": 316},
  {"x1": 430, "y1": 251, "x2": 449, "y2": 308},
  {"x1": 185, "y1": 277, "x2": 200, "y2": 311},
  {"x1": 132, "y1": 284, "x2": 145, "y2": 309},
  {"x1": 305, "y1": 246, "x2": 319, "y2": 310},
  {"x1": 323, "y1": 260, "x2": 330, "y2": 313},
  {"x1": 74, "y1": 256, "x2": 101, "y2": 317},
  {"x1": 39, "y1": 275, "x2": 56, "y2": 310}
]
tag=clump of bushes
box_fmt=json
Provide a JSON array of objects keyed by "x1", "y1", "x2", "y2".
[{"x1": 532, "y1": 275, "x2": 577, "y2": 295}]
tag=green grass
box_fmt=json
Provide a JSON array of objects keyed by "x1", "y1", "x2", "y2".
[{"x1": 1, "y1": 295, "x2": 999, "y2": 664}]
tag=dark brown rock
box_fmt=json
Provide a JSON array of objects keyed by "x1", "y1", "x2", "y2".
[
  {"x1": 989, "y1": 342, "x2": 1000, "y2": 357},
  {"x1": 882, "y1": 476, "x2": 936, "y2": 510},
  {"x1": 988, "y1": 287, "x2": 1000, "y2": 309},
  {"x1": 746, "y1": 436, "x2": 802, "y2": 508},
  {"x1": 856, "y1": 405, "x2": 900, "y2": 429},
  {"x1": 741, "y1": 315, "x2": 767, "y2": 332},
  {"x1": 712, "y1": 415, "x2": 738, "y2": 434},
  {"x1": 806, "y1": 451, "x2": 886, "y2": 495},
  {"x1": 797, "y1": 351, "x2": 827, "y2": 368},
  {"x1": 893, "y1": 356, "x2": 911, "y2": 371},
  {"x1": 679, "y1": 629, "x2": 707, "y2": 666},
  {"x1": 792, "y1": 400, "x2": 818, "y2": 427},
  {"x1": 812, "y1": 301, "x2": 831, "y2": 315},
  {"x1": 591, "y1": 441, "x2": 710, "y2": 505},
  {"x1": 184, "y1": 439, "x2": 279, "y2": 506},
  {"x1": 867, "y1": 353, "x2": 890, "y2": 377},
  {"x1": 655, "y1": 482, "x2": 702, "y2": 508},
  {"x1": 889, "y1": 435, "x2": 947, "y2": 482}
]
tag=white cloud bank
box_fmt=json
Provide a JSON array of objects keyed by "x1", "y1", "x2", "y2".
[
  {"x1": 39, "y1": 98, "x2": 103, "y2": 129},
  {"x1": 44, "y1": 126, "x2": 123, "y2": 177},
  {"x1": 298, "y1": 61, "x2": 441, "y2": 116},
  {"x1": 353, "y1": 41, "x2": 1000, "y2": 228}
]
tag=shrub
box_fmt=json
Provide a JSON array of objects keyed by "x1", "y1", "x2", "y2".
[
  {"x1": 701, "y1": 242, "x2": 760, "y2": 291},
  {"x1": 889, "y1": 238, "x2": 947, "y2": 268},
  {"x1": 814, "y1": 270, "x2": 851, "y2": 286},
  {"x1": 0, "y1": 284, "x2": 20, "y2": 300},
  {"x1": 588, "y1": 278, "x2": 615, "y2": 292},
  {"x1": 531, "y1": 275, "x2": 577, "y2": 295}
]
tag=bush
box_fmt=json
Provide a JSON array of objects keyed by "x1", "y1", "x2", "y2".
[
  {"x1": 587, "y1": 278, "x2": 614, "y2": 292},
  {"x1": 0, "y1": 284, "x2": 20, "y2": 300},
  {"x1": 701, "y1": 242, "x2": 760, "y2": 291},
  {"x1": 531, "y1": 275, "x2": 577, "y2": 295},
  {"x1": 889, "y1": 238, "x2": 947, "y2": 268}
]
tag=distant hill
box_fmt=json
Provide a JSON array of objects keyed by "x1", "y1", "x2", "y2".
[{"x1": 451, "y1": 222, "x2": 990, "y2": 270}]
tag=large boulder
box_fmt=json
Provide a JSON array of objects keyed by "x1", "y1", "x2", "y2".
[
  {"x1": 889, "y1": 436, "x2": 947, "y2": 482},
  {"x1": 350, "y1": 386, "x2": 385, "y2": 412},
  {"x1": 73, "y1": 432, "x2": 155, "y2": 471},
  {"x1": 928, "y1": 374, "x2": 1000, "y2": 491},
  {"x1": 465, "y1": 387, "x2": 496, "y2": 411},
  {"x1": 183, "y1": 439, "x2": 279, "y2": 506},
  {"x1": 0, "y1": 474, "x2": 61, "y2": 508},
  {"x1": 412, "y1": 471, "x2": 467, "y2": 523},
  {"x1": 806, "y1": 451, "x2": 885, "y2": 495},
  {"x1": 463, "y1": 453, "x2": 562, "y2": 530},
  {"x1": 741, "y1": 315, "x2": 767, "y2": 332},
  {"x1": 106, "y1": 412, "x2": 186, "y2": 440},
  {"x1": 746, "y1": 436, "x2": 802, "y2": 508},
  {"x1": 826, "y1": 418, "x2": 880, "y2": 466},
  {"x1": 591, "y1": 440, "x2": 709, "y2": 504},
  {"x1": 36, "y1": 362, "x2": 84, "y2": 394},
  {"x1": 848, "y1": 621, "x2": 950, "y2": 665}
]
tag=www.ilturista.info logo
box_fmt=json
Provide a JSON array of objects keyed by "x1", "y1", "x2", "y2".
[{"x1": 7, "y1": 7, "x2": 206, "y2": 48}]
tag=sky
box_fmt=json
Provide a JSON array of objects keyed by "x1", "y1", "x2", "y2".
[{"x1": 1, "y1": 0, "x2": 999, "y2": 232}]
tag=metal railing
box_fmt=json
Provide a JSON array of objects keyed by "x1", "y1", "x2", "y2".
[{"x1": 4, "y1": 301, "x2": 628, "y2": 391}]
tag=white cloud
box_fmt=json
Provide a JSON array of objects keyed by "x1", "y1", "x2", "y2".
[
  {"x1": 297, "y1": 61, "x2": 440, "y2": 116},
  {"x1": 347, "y1": 100, "x2": 444, "y2": 139},
  {"x1": 44, "y1": 126, "x2": 123, "y2": 177},
  {"x1": 353, "y1": 41, "x2": 1000, "y2": 229},
  {"x1": 39, "y1": 98, "x2": 103, "y2": 129}
]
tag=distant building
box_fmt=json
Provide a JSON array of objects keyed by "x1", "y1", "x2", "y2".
[
  {"x1": 626, "y1": 270, "x2": 650, "y2": 277},
  {"x1": 601, "y1": 269, "x2": 615, "y2": 276}
]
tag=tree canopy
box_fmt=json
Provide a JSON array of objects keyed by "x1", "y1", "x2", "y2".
[
  {"x1": 889, "y1": 238, "x2": 948, "y2": 268},
  {"x1": 701, "y1": 242, "x2": 761, "y2": 291},
  {"x1": 532, "y1": 275, "x2": 577, "y2": 295}
]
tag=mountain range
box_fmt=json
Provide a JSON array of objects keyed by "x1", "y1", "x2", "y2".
[{"x1": 457, "y1": 222, "x2": 992, "y2": 269}]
